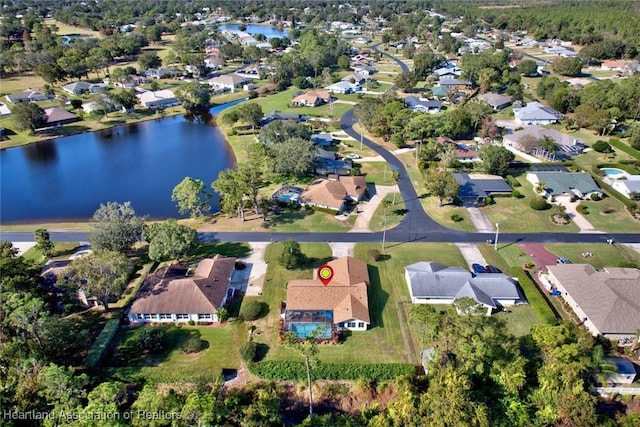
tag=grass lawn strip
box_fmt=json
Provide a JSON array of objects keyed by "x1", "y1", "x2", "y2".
[
  {"x1": 369, "y1": 193, "x2": 406, "y2": 232},
  {"x1": 544, "y1": 243, "x2": 640, "y2": 270}
]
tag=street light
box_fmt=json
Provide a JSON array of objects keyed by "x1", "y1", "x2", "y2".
[
  {"x1": 494, "y1": 223, "x2": 499, "y2": 251},
  {"x1": 360, "y1": 132, "x2": 363, "y2": 150}
]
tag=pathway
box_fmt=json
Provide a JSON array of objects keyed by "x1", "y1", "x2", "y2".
[
  {"x1": 237, "y1": 242, "x2": 269, "y2": 297},
  {"x1": 466, "y1": 207, "x2": 496, "y2": 233},
  {"x1": 455, "y1": 243, "x2": 487, "y2": 269},
  {"x1": 350, "y1": 184, "x2": 396, "y2": 232},
  {"x1": 554, "y1": 199, "x2": 602, "y2": 233}
]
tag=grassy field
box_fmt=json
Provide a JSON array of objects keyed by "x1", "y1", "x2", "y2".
[
  {"x1": 578, "y1": 198, "x2": 640, "y2": 232},
  {"x1": 21, "y1": 242, "x2": 83, "y2": 262},
  {"x1": 369, "y1": 193, "x2": 406, "y2": 232},
  {"x1": 544, "y1": 243, "x2": 640, "y2": 269},
  {"x1": 356, "y1": 161, "x2": 396, "y2": 186}
]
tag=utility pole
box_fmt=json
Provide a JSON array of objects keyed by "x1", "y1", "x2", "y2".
[
  {"x1": 494, "y1": 223, "x2": 499, "y2": 251},
  {"x1": 360, "y1": 132, "x2": 363, "y2": 150}
]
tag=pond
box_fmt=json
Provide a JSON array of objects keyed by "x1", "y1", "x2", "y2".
[
  {"x1": 216, "y1": 24, "x2": 289, "y2": 40},
  {"x1": 0, "y1": 100, "x2": 244, "y2": 224}
]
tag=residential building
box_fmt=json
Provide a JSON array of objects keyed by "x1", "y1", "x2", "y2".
[
  {"x1": 146, "y1": 68, "x2": 179, "y2": 80},
  {"x1": 325, "y1": 81, "x2": 360, "y2": 94},
  {"x1": 136, "y1": 89, "x2": 180, "y2": 109},
  {"x1": 404, "y1": 261, "x2": 521, "y2": 315},
  {"x1": 283, "y1": 256, "x2": 370, "y2": 338},
  {"x1": 437, "y1": 77, "x2": 470, "y2": 89},
  {"x1": 513, "y1": 102, "x2": 563, "y2": 126},
  {"x1": 128, "y1": 255, "x2": 236, "y2": 324},
  {"x1": 526, "y1": 171, "x2": 602, "y2": 201},
  {"x1": 260, "y1": 111, "x2": 300, "y2": 126},
  {"x1": 601, "y1": 60, "x2": 627, "y2": 71},
  {"x1": 433, "y1": 66, "x2": 462, "y2": 78},
  {"x1": 606, "y1": 174, "x2": 640, "y2": 200},
  {"x1": 310, "y1": 132, "x2": 334, "y2": 147},
  {"x1": 42, "y1": 107, "x2": 80, "y2": 127},
  {"x1": 503, "y1": 125, "x2": 585, "y2": 157},
  {"x1": 545, "y1": 264, "x2": 640, "y2": 342},
  {"x1": 341, "y1": 73, "x2": 368, "y2": 85},
  {"x1": 404, "y1": 96, "x2": 442, "y2": 114},
  {"x1": 291, "y1": 90, "x2": 331, "y2": 107},
  {"x1": 62, "y1": 81, "x2": 109, "y2": 95},
  {"x1": 478, "y1": 92, "x2": 512, "y2": 111},
  {"x1": 207, "y1": 73, "x2": 252, "y2": 92},
  {"x1": 299, "y1": 176, "x2": 367, "y2": 213},
  {"x1": 453, "y1": 173, "x2": 513, "y2": 204},
  {"x1": 5, "y1": 89, "x2": 50, "y2": 104},
  {"x1": 0, "y1": 102, "x2": 11, "y2": 117},
  {"x1": 352, "y1": 65, "x2": 376, "y2": 75}
]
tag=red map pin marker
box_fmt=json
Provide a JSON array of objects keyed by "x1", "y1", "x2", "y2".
[{"x1": 318, "y1": 265, "x2": 334, "y2": 286}]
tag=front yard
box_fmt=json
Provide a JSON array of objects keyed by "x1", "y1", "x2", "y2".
[{"x1": 544, "y1": 243, "x2": 640, "y2": 270}]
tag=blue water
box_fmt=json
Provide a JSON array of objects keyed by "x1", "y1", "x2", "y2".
[
  {"x1": 217, "y1": 24, "x2": 288, "y2": 40},
  {"x1": 602, "y1": 168, "x2": 624, "y2": 176},
  {"x1": 291, "y1": 323, "x2": 332, "y2": 339},
  {"x1": 0, "y1": 99, "x2": 245, "y2": 223}
]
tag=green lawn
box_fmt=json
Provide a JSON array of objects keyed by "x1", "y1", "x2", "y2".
[
  {"x1": 268, "y1": 206, "x2": 356, "y2": 232},
  {"x1": 369, "y1": 193, "x2": 406, "y2": 232},
  {"x1": 21, "y1": 242, "x2": 83, "y2": 262},
  {"x1": 493, "y1": 305, "x2": 543, "y2": 337},
  {"x1": 544, "y1": 243, "x2": 640, "y2": 269},
  {"x1": 106, "y1": 324, "x2": 245, "y2": 382},
  {"x1": 356, "y1": 161, "x2": 396, "y2": 186},
  {"x1": 579, "y1": 198, "x2": 640, "y2": 232}
]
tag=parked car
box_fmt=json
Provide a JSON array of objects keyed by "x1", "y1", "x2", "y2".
[
  {"x1": 485, "y1": 265, "x2": 502, "y2": 274},
  {"x1": 345, "y1": 153, "x2": 361, "y2": 159},
  {"x1": 471, "y1": 263, "x2": 487, "y2": 274},
  {"x1": 557, "y1": 256, "x2": 571, "y2": 264}
]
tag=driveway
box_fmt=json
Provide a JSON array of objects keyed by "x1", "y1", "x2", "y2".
[
  {"x1": 553, "y1": 198, "x2": 602, "y2": 233},
  {"x1": 329, "y1": 242, "x2": 355, "y2": 258},
  {"x1": 455, "y1": 243, "x2": 487, "y2": 270},
  {"x1": 466, "y1": 207, "x2": 496, "y2": 233},
  {"x1": 232, "y1": 242, "x2": 269, "y2": 297},
  {"x1": 519, "y1": 243, "x2": 558, "y2": 273},
  {"x1": 350, "y1": 184, "x2": 396, "y2": 232}
]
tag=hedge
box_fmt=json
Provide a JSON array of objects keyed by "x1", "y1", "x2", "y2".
[
  {"x1": 85, "y1": 317, "x2": 121, "y2": 368},
  {"x1": 249, "y1": 361, "x2": 415, "y2": 381},
  {"x1": 506, "y1": 175, "x2": 521, "y2": 187},
  {"x1": 589, "y1": 165, "x2": 638, "y2": 210},
  {"x1": 509, "y1": 267, "x2": 558, "y2": 325},
  {"x1": 608, "y1": 138, "x2": 640, "y2": 161}
]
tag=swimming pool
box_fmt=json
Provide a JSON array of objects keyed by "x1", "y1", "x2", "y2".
[
  {"x1": 602, "y1": 168, "x2": 625, "y2": 176},
  {"x1": 290, "y1": 323, "x2": 332, "y2": 339}
]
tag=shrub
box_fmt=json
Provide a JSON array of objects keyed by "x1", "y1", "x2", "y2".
[
  {"x1": 239, "y1": 341, "x2": 258, "y2": 362},
  {"x1": 138, "y1": 328, "x2": 167, "y2": 353},
  {"x1": 590, "y1": 193, "x2": 601, "y2": 201},
  {"x1": 530, "y1": 196, "x2": 550, "y2": 210},
  {"x1": 240, "y1": 300, "x2": 263, "y2": 321},
  {"x1": 618, "y1": 261, "x2": 639, "y2": 269},
  {"x1": 593, "y1": 140, "x2": 613, "y2": 153},
  {"x1": 511, "y1": 190, "x2": 521, "y2": 198},
  {"x1": 182, "y1": 337, "x2": 204, "y2": 354},
  {"x1": 247, "y1": 90, "x2": 258, "y2": 99},
  {"x1": 506, "y1": 175, "x2": 521, "y2": 187},
  {"x1": 576, "y1": 204, "x2": 589, "y2": 214},
  {"x1": 484, "y1": 197, "x2": 494, "y2": 205},
  {"x1": 450, "y1": 213, "x2": 463, "y2": 222},
  {"x1": 187, "y1": 319, "x2": 195, "y2": 326},
  {"x1": 218, "y1": 307, "x2": 229, "y2": 322},
  {"x1": 249, "y1": 361, "x2": 415, "y2": 381},
  {"x1": 70, "y1": 99, "x2": 83, "y2": 109},
  {"x1": 369, "y1": 249, "x2": 381, "y2": 261}
]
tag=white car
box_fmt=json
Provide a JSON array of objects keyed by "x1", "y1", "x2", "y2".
[{"x1": 345, "y1": 153, "x2": 361, "y2": 160}]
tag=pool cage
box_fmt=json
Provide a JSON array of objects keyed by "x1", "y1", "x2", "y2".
[{"x1": 282, "y1": 310, "x2": 335, "y2": 340}]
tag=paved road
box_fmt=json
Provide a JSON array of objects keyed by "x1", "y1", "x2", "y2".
[{"x1": 371, "y1": 42, "x2": 410, "y2": 73}]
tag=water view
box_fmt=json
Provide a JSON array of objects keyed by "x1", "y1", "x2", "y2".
[{"x1": 0, "y1": 101, "x2": 243, "y2": 224}]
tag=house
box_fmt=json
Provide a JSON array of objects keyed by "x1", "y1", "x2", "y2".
[
  {"x1": 146, "y1": 68, "x2": 179, "y2": 80},
  {"x1": 5, "y1": 89, "x2": 50, "y2": 104},
  {"x1": 204, "y1": 54, "x2": 224, "y2": 69},
  {"x1": 128, "y1": 255, "x2": 236, "y2": 324},
  {"x1": 299, "y1": 176, "x2": 367, "y2": 213},
  {"x1": 503, "y1": 126, "x2": 585, "y2": 157},
  {"x1": 341, "y1": 73, "x2": 368, "y2": 85},
  {"x1": 404, "y1": 96, "x2": 442, "y2": 114},
  {"x1": 283, "y1": 256, "x2": 370, "y2": 337},
  {"x1": 601, "y1": 60, "x2": 627, "y2": 71},
  {"x1": 433, "y1": 66, "x2": 462, "y2": 78},
  {"x1": 62, "y1": 81, "x2": 92, "y2": 95},
  {"x1": 404, "y1": 261, "x2": 521, "y2": 315},
  {"x1": 602, "y1": 357, "x2": 637, "y2": 385},
  {"x1": 352, "y1": 65, "x2": 376, "y2": 75},
  {"x1": 0, "y1": 102, "x2": 11, "y2": 117},
  {"x1": 291, "y1": 90, "x2": 331, "y2": 107},
  {"x1": 453, "y1": 173, "x2": 512, "y2": 204},
  {"x1": 207, "y1": 73, "x2": 252, "y2": 92},
  {"x1": 310, "y1": 132, "x2": 334, "y2": 147},
  {"x1": 478, "y1": 92, "x2": 512, "y2": 111},
  {"x1": 325, "y1": 81, "x2": 360, "y2": 94},
  {"x1": 544, "y1": 46, "x2": 577, "y2": 57},
  {"x1": 545, "y1": 264, "x2": 640, "y2": 342},
  {"x1": 526, "y1": 171, "x2": 602, "y2": 201},
  {"x1": 513, "y1": 102, "x2": 563, "y2": 125},
  {"x1": 136, "y1": 89, "x2": 180, "y2": 109},
  {"x1": 42, "y1": 107, "x2": 80, "y2": 127},
  {"x1": 315, "y1": 158, "x2": 352, "y2": 176},
  {"x1": 431, "y1": 86, "x2": 450, "y2": 99},
  {"x1": 260, "y1": 111, "x2": 300, "y2": 126},
  {"x1": 437, "y1": 78, "x2": 469, "y2": 89},
  {"x1": 606, "y1": 174, "x2": 640, "y2": 200}
]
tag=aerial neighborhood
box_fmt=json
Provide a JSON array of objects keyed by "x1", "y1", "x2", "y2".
[{"x1": 1, "y1": 0, "x2": 640, "y2": 425}]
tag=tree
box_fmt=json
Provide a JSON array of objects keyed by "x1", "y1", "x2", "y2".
[
  {"x1": 552, "y1": 57, "x2": 583, "y2": 77},
  {"x1": 175, "y1": 82, "x2": 211, "y2": 112},
  {"x1": 138, "y1": 327, "x2": 167, "y2": 353},
  {"x1": 259, "y1": 120, "x2": 311, "y2": 144},
  {"x1": 131, "y1": 385, "x2": 183, "y2": 427},
  {"x1": 395, "y1": 71, "x2": 417, "y2": 92},
  {"x1": 337, "y1": 55, "x2": 351, "y2": 70},
  {"x1": 212, "y1": 169, "x2": 246, "y2": 221},
  {"x1": 138, "y1": 52, "x2": 162, "y2": 70},
  {"x1": 90, "y1": 92, "x2": 116, "y2": 118},
  {"x1": 64, "y1": 250, "x2": 133, "y2": 312},
  {"x1": 89, "y1": 201, "x2": 145, "y2": 253},
  {"x1": 34, "y1": 229, "x2": 54, "y2": 258},
  {"x1": 240, "y1": 300, "x2": 263, "y2": 321},
  {"x1": 284, "y1": 327, "x2": 323, "y2": 422},
  {"x1": 35, "y1": 62, "x2": 66, "y2": 85},
  {"x1": 278, "y1": 240, "x2": 305, "y2": 269},
  {"x1": 518, "y1": 59, "x2": 538, "y2": 76},
  {"x1": 142, "y1": 219, "x2": 198, "y2": 262},
  {"x1": 268, "y1": 138, "x2": 317, "y2": 177},
  {"x1": 237, "y1": 102, "x2": 263, "y2": 129},
  {"x1": 221, "y1": 110, "x2": 239, "y2": 127},
  {"x1": 239, "y1": 341, "x2": 258, "y2": 362},
  {"x1": 11, "y1": 102, "x2": 47, "y2": 133},
  {"x1": 171, "y1": 177, "x2": 212, "y2": 219},
  {"x1": 424, "y1": 168, "x2": 459, "y2": 207},
  {"x1": 479, "y1": 145, "x2": 515, "y2": 176},
  {"x1": 112, "y1": 89, "x2": 137, "y2": 112},
  {"x1": 627, "y1": 122, "x2": 640, "y2": 150}
]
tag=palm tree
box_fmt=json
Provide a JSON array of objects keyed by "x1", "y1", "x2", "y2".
[
  {"x1": 391, "y1": 170, "x2": 400, "y2": 205},
  {"x1": 589, "y1": 345, "x2": 618, "y2": 386},
  {"x1": 534, "y1": 181, "x2": 547, "y2": 195}
]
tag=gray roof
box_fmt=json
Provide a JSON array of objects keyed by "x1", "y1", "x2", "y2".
[
  {"x1": 454, "y1": 173, "x2": 513, "y2": 199},
  {"x1": 505, "y1": 126, "x2": 582, "y2": 148},
  {"x1": 405, "y1": 261, "x2": 519, "y2": 306},
  {"x1": 478, "y1": 92, "x2": 512, "y2": 108},
  {"x1": 513, "y1": 102, "x2": 563, "y2": 121},
  {"x1": 438, "y1": 77, "x2": 465, "y2": 86},
  {"x1": 547, "y1": 264, "x2": 640, "y2": 335},
  {"x1": 405, "y1": 96, "x2": 442, "y2": 110},
  {"x1": 529, "y1": 171, "x2": 601, "y2": 196},
  {"x1": 62, "y1": 81, "x2": 92, "y2": 92}
]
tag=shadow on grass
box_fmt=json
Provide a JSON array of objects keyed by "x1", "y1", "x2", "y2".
[
  {"x1": 306, "y1": 255, "x2": 335, "y2": 269},
  {"x1": 188, "y1": 242, "x2": 251, "y2": 260},
  {"x1": 255, "y1": 343, "x2": 270, "y2": 362},
  {"x1": 366, "y1": 265, "x2": 389, "y2": 329}
]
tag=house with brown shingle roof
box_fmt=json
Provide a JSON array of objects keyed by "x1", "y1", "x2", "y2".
[
  {"x1": 299, "y1": 176, "x2": 367, "y2": 213},
  {"x1": 128, "y1": 255, "x2": 236, "y2": 324},
  {"x1": 545, "y1": 264, "x2": 640, "y2": 342},
  {"x1": 284, "y1": 256, "x2": 370, "y2": 337},
  {"x1": 291, "y1": 90, "x2": 331, "y2": 107}
]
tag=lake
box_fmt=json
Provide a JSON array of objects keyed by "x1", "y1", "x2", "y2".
[
  {"x1": 216, "y1": 24, "x2": 289, "y2": 40},
  {"x1": 0, "y1": 100, "x2": 244, "y2": 224}
]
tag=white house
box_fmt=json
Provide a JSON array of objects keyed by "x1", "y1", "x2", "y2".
[
  {"x1": 404, "y1": 262, "x2": 521, "y2": 315},
  {"x1": 136, "y1": 89, "x2": 180, "y2": 109},
  {"x1": 62, "y1": 81, "x2": 109, "y2": 95},
  {"x1": 325, "y1": 81, "x2": 360, "y2": 94},
  {"x1": 513, "y1": 102, "x2": 563, "y2": 126},
  {"x1": 5, "y1": 89, "x2": 50, "y2": 104},
  {"x1": 207, "y1": 73, "x2": 252, "y2": 92},
  {"x1": 128, "y1": 255, "x2": 236, "y2": 324}
]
